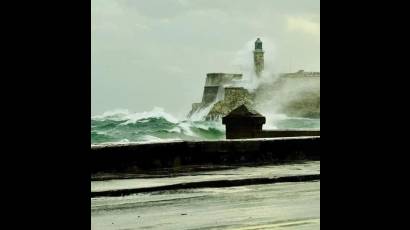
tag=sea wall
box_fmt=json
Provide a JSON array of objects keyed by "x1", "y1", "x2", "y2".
[
  {"x1": 202, "y1": 86, "x2": 220, "y2": 104},
  {"x1": 258, "y1": 130, "x2": 320, "y2": 138},
  {"x1": 188, "y1": 73, "x2": 243, "y2": 117},
  {"x1": 206, "y1": 87, "x2": 254, "y2": 120},
  {"x1": 91, "y1": 137, "x2": 320, "y2": 173},
  {"x1": 205, "y1": 73, "x2": 242, "y2": 86},
  {"x1": 224, "y1": 87, "x2": 252, "y2": 102}
]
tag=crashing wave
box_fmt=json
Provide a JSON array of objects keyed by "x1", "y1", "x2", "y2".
[
  {"x1": 91, "y1": 107, "x2": 319, "y2": 145},
  {"x1": 92, "y1": 107, "x2": 178, "y2": 124},
  {"x1": 91, "y1": 107, "x2": 225, "y2": 145}
]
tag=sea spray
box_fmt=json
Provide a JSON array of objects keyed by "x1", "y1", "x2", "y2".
[
  {"x1": 230, "y1": 37, "x2": 278, "y2": 91},
  {"x1": 187, "y1": 37, "x2": 284, "y2": 122},
  {"x1": 91, "y1": 107, "x2": 225, "y2": 144},
  {"x1": 91, "y1": 38, "x2": 319, "y2": 144},
  {"x1": 188, "y1": 102, "x2": 216, "y2": 121},
  {"x1": 230, "y1": 37, "x2": 319, "y2": 120},
  {"x1": 92, "y1": 107, "x2": 319, "y2": 145}
]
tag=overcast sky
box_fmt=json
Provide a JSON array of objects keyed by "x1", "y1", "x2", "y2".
[{"x1": 91, "y1": 0, "x2": 320, "y2": 117}]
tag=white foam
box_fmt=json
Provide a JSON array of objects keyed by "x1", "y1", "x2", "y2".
[
  {"x1": 94, "y1": 130, "x2": 108, "y2": 135},
  {"x1": 140, "y1": 135, "x2": 182, "y2": 143},
  {"x1": 178, "y1": 122, "x2": 196, "y2": 136},
  {"x1": 92, "y1": 107, "x2": 179, "y2": 124},
  {"x1": 92, "y1": 109, "x2": 130, "y2": 121},
  {"x1": 188, "y1": 102, "x2": 216, "y2": 121},
  {"x1": 122, "y1": 107, "x2": 179, "y2": 125},
  {"x1": 192, "y1": 121, "x2": 224, "y2": 132},
  {"x1": 169, "y1": 126, "x2": 182, "y2": 133},
  {"x1": 263, "y1": 113, "x2": 289, "y2": 129}
]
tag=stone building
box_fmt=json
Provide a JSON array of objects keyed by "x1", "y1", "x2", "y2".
[
  {"x1": 187, "y1": 73, "x2": 243, "y2": 117},
  {"x1": 253, "y1": 38, "x2": 264, "y2": 77},
  {"x1": 188, "y1": 38, "x2": 320, "y2": 120}
]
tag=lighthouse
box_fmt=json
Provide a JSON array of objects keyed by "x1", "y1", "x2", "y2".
[{"x1": 253, "y1": 38, "x2": 264, "y2": 77}]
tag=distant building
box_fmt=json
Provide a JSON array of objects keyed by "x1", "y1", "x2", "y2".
[
  {"x1": 280, "y1": 70, "x2": 320, "y2": 78},
  {"x1": 253, "y1": 38, "x2": 264, "y2": 77},
  {"x1": 188, "y1": 38, "x2": 320, "y2": 120}
]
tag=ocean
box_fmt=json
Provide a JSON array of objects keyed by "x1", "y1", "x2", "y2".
[{"x1": 91, "y1": 107, "x2": 320, "y2": 145}]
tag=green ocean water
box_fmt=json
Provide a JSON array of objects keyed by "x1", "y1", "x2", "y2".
[{"x1": 91, "y1": 108, "x2": 320, "y2": 145}]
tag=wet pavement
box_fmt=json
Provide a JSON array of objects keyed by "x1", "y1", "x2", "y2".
[{"x1": 91, "y1": 161, "x2": 320, "y2": 230}]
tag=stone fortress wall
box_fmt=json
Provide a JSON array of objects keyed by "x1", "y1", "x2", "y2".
[
  {"x1": 201, "y1": 73, "x2": 243, "y2": 104},
  {"x1": 205, "y1": 73, "x2": 243, "y2": 86},
  {"x1": 188, "y1": 73, "x2": 244, "y2": 117},
  {"x1": 189, "y1": 70, "x2": 320, "y2": 120},
  {"x1": 280, "y1": 70, "x2": 320, "y2": 78},
  {"x1": 201, "y1": 86, "x2": 220, "y2": 104},
  {"x1": 188, "y1": 38, "x2": 320, "y2": 120}
]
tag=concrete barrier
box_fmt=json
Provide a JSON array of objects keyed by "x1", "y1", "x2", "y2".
[
  {"x1": 91, "y1": 136, "x2": 320, "y2": 173},
  {"x1": 258, "y1": 130, "x2": 320, "y2": 138}
]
